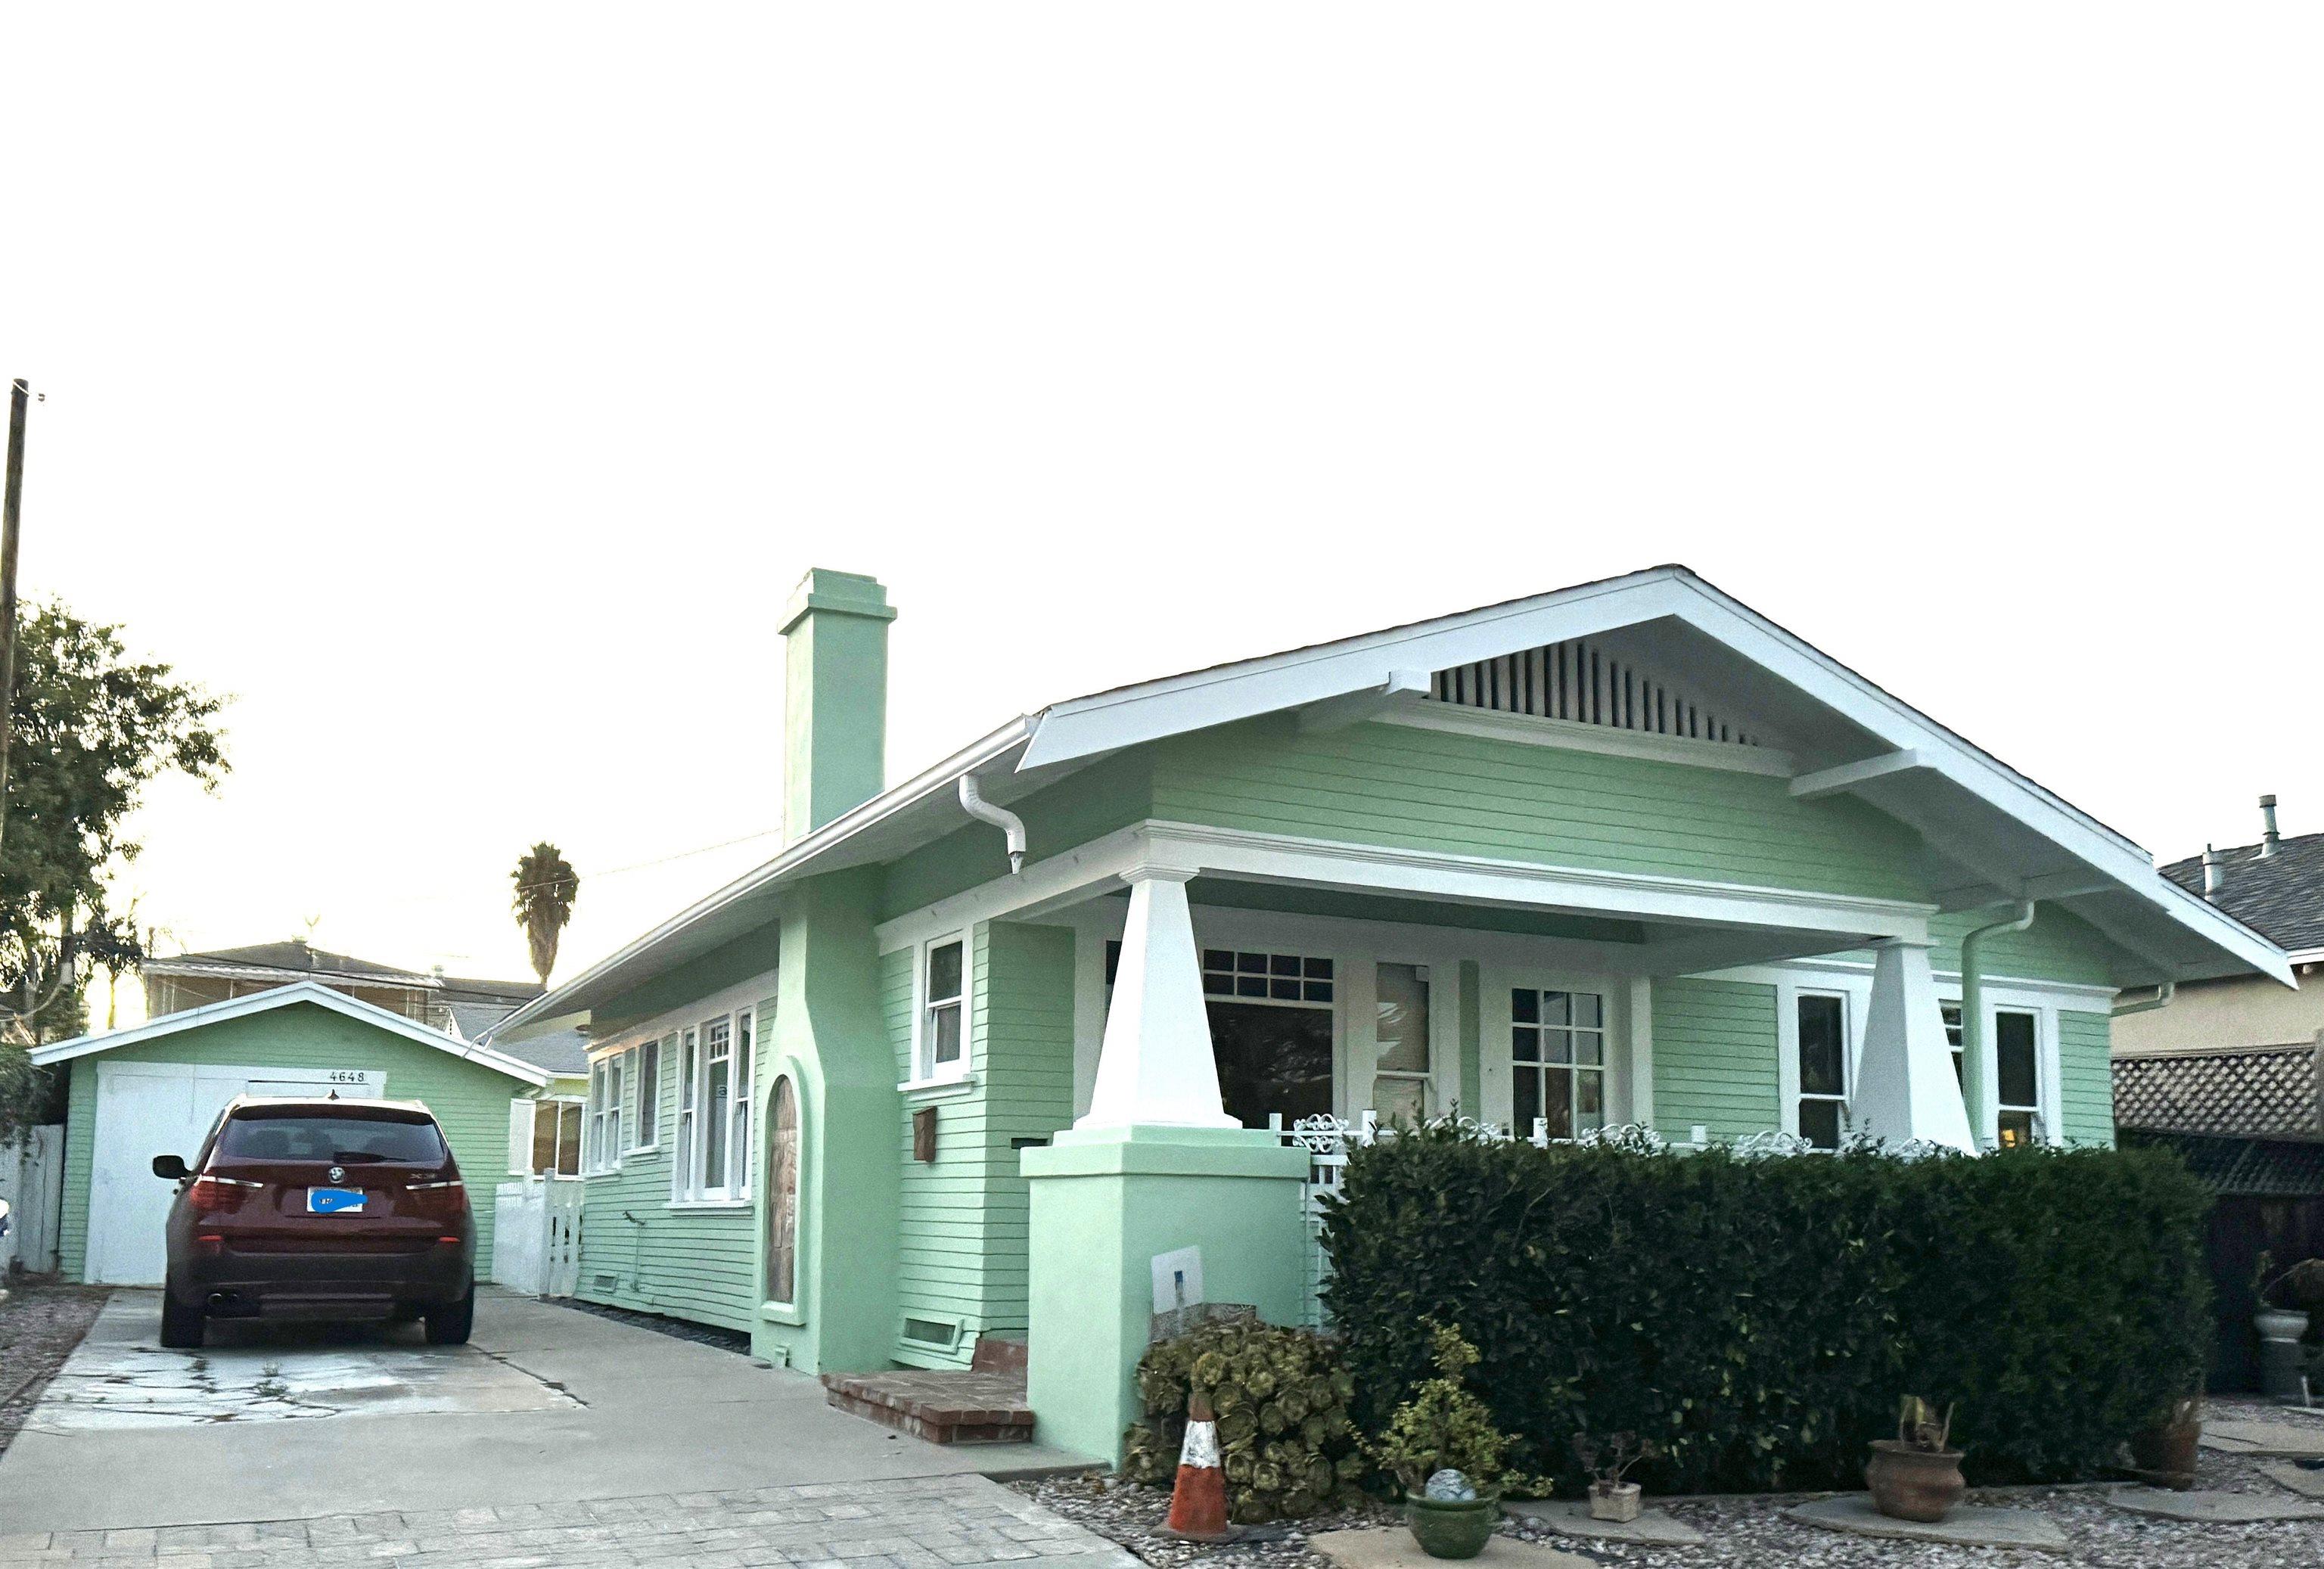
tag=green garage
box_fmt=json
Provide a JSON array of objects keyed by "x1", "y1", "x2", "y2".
[{"x1": 31, "y1": 981, "x2": 552, "y2": 1285}]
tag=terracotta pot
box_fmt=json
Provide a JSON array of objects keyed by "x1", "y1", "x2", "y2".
[
  {"x1": 1864, "y1": 1440, "x2": 1965, "y2": 1523},
  {"x1": 2128, "y1": 1408, "x2": 2202, "y2": 1490},
  {"x1": 1586, "y1": 1481, "x2": 1642, "y2": 1522}
]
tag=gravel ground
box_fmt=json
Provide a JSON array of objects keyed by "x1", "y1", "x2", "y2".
[
  {"x1": 0, "y1": 1278, "x2": 107, "y2": 1456},
  {"x1": 1014, "y1": 1398, "x2": 2324, "y2": 1569},
  {"x1": 545, "y1": 1294, "x2": 756, "y2": 1354}
]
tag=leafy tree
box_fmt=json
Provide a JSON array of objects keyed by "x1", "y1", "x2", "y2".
[
  {"x1": 0, "y1": 601, "x2": 226, "y2": 1142},
  {"x1": 511, "y1": 842, "x2": 578, "y2": 985}
]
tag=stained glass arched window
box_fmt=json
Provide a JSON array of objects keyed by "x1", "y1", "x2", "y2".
[{"x1": 766, "y1": 1076, "x2": 800, "y2": 1305}]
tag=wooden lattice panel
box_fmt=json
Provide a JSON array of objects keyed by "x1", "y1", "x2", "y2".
[{"x1": 2113, "y1": 1043, "x2": 2322, "y2": 1139}]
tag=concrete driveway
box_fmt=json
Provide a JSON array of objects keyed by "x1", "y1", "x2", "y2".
[{"x1": 0, "y1": 1288, "x2": 1104, "y2": 1548}]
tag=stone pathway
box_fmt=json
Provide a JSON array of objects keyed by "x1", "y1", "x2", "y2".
[
  {"x1": 1503, "y1": 1499, "x2": 1705, "y2": 1545},
  {"x1": 1785, "y1": 1496, "x2": 2069, "y2": 1550},
  {"x1": 0, "y1": 1474, "x2": 1140, "y2": 1569},
  {"x1": 2198, "y1": 1417, "x2": 2324, "y2": 1457},
  {"x1": 2105, "y1": 1485, "x2": 2324, "y2": 1523}
]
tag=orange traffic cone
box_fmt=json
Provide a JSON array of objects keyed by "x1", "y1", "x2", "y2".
[{"x1": 1167, "y1": 1390, "x2": 1232, "y2": 1541}]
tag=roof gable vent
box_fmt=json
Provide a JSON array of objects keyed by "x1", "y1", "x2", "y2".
[{"x1": 1432, "y1": 637, "x2": 1760, "y2": 747}]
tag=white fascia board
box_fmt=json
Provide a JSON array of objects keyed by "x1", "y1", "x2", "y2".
[
  {"x1": 1019, "y1": 570, "x2": 1697, "y2": 769},
  {"x1": 493, "y1": 718, "x2": 1036, "y2": 1035},
  {"x1": 30, "y1": 981, "x2": 554, "y2": 1088},
  {"x1": 1662, "y1": 583, "x2": 2294, "y2": 987}
]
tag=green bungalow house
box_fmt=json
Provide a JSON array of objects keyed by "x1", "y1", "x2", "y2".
[{"x1": 490, "y1": 564, "x2": 2290, "y2": 1461}]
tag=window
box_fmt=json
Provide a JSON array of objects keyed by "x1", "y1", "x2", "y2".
[
  {"x1": 1944, "y1": 1002, "x2": 2045, "y2": 1147},
  {"x1": 766, "y1": 1075, "x2": 799, "y2": 1306},
  {"x1": 673, "y1": 1009, "x2": 757, "y2": 1202},
  {"x1": 1372, "y1": 963, "x2": 1432, "y2": 1123},
  {"x1": 1510, "y1": 988, "x2": 1605, "y2": 1140},
  {"x1": 585, "y1": 1055, "x2": 626, "y2": 1173},
  {"x1": 1795, "y1": 993, "x2": 1848, "y2": 1150},
  {"x1": 1995, "y1": 1009, "x2": 2040, "y2": 1147},
  {"x1": 630, "y1": 1035, "x2": 663, "y2": 1151},
  {"x1": 527, "y1": 1098, "x2": 583, "y2": 1176},
  {"x1": 1203, "y1": 949, "x2": 1334, "y2": 1003},
  {"x1": 915, "y1": 937, "x2": 967, "y2": 1083}
]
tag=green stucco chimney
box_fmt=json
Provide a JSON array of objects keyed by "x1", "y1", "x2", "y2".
[{"x1": 781, "y1": 568, "x2": 896, "y2": 844}]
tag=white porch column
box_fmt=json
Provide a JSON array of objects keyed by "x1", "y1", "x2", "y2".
[
  {"x1": 1078, "y1": 868, "x2": 1238, "y2": 1130},
  {"x1": 1853, "y1": 939, "x2": 1975, "y2": 1154}
]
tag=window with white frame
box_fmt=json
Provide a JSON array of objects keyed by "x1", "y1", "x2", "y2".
[
  {"x1": 519, "y1": 1097, "x2": 583, "y2": 1176},
  {"x1": 915, "y1": 937, "x2": 967, "y2": 1083},
  {"x1": 585, "y1": 1054, "x2": 626, "y2": 1173},
  {"x1": 629, "y1": 1034, "x2": 663, "y2": 1151},
  {"x1": 1510, "y1": 987, "x2": 1605, "y2": 1139},
  {"x1": 1942, "y1": 1002, "x2": 2046, "y2": 1147},
  {"x1": 673, "y1": 1010, "x2": 755, "y2": 1201},
  {"x1": 1372, "y1": 963, "x2": 1432, "y2": 1123},
  {"x1": 1794, "y1": 992, "x2": 1848, "y2": 1150}
]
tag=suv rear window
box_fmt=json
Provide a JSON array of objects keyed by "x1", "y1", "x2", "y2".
[{"x1": 216, "y1": 1114, "x2": 448, "y2": 1164}]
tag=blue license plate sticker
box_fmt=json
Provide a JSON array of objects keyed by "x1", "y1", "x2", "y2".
[{"x1": 307, "y1": 1187, "x2": 366, "y2": 1214}]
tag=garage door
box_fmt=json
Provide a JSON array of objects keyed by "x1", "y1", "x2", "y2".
[{"x1": 85, "y1": 1061, "x2": 383, "y2": 1285}]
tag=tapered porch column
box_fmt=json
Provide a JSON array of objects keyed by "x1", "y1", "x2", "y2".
[
  {"x1": 1024, "y1": 865, "x2": 1306, "y2": 1461},
  {"x1": 1080, "y1": 868, "x2": 1239, "y2": 1129},
  {"x1": 1852, "y1": 939, "x2": 1976, "y2": 1154}
]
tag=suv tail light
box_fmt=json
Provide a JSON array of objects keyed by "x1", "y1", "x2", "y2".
[
  {"x1": 188, "y1": 1174, "x2": 263, "y2": 1213},
  {"x1": 402, "y1": 1177, "x2": 466, "y2": 1223}
]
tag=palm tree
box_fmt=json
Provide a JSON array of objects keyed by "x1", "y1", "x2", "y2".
[{"x1": 511, "y1": 842, "x2": 579, "y2": 986}]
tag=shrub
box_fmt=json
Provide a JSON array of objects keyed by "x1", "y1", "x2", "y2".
[
  {"x1": 1122, "y1": 1318, "x2": 1364, "y2": 1522},
  {"x1": 1365, "y1": 1322, "x2": 1527, "y2": 1495},
  {"x1": 1320, "y1": 1123, "x2": 2211, "y2": 1493}
]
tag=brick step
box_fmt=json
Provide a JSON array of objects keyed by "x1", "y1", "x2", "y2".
[{"x1": 821, "y1": 1366, "x2": 1034, "y2": 1445}]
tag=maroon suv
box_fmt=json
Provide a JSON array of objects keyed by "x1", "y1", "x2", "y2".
[{"x1": 153, "y1": 1097, "x2": 474, "y2": 1348}]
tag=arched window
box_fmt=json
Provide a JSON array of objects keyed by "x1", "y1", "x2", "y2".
[{"x1": 766, "y1": 1076, "x2": 800, "y2": 1305}]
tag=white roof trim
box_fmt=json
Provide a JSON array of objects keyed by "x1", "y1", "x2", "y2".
[{"x1": 30, "y1": 981, "x2": 554, "y2": 1088}]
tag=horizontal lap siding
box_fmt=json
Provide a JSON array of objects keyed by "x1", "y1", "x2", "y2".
[
  {"x1": 2055, "y1": 1011, "x2": 2115, "y2": 1148},
  {"x1": 1152, "y1": 718, "x2": 1926, "y2": 901},
  {"x1": 889, "y1": 923, "x2": 1076, "y2": 1369},
  {"x1": 1651, "y1": 979, "x2": 1781, "y2": 1142},
  {"x1": 58, "y1": 1004, "x2": 531, "y2": 1280},
  {"x1": 573, "y1": 987, "x2": 775, "y2": 1335}
]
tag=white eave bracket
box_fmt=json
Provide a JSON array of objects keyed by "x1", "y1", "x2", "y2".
[
  {"x1": 1297, "y1": 670, "x2": 1432, "y2": 733},
  {"x1": 1789, "y1": 748, "x2": 1929, "y2": 800}
]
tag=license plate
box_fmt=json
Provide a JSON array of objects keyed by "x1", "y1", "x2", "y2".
[{"x1": 307, "y1": 1187, "x2": 366, "y2": 1215}]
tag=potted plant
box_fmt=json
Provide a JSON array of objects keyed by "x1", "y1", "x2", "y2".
[
  {"x1": 1865, "y1": 1396, "x2": 1964, "y2": 1523},
  {"x1": 2127, "y1": 1393, "x2": 2202, "y2": 1491},
  {"x1": 1571, "y1": 1431, "x2": 1655, "y2": 1522},
  {"x1": 1366, "y1": 1322, "x2": 1520, "y2": 1559}
]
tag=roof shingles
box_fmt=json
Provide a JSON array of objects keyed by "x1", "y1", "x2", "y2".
[{"x1": 2159, "y1": 830, "x2": 2324, "y2": 953}]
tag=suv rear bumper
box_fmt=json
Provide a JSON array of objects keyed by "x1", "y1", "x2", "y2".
[{"x1": 176, "y1": 1245, "x2": 472, "y2": 1318}]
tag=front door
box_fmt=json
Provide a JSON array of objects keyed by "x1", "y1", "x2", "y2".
[{"x1": 1484, "y1": 974, "x2": 1615, "y2": 1139}]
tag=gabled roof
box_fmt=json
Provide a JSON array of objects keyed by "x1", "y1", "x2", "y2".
[
  {"x1": 2161, "y1": 831, "x2": 2324, "y2": 956},
  {"x1": 497, "y1": 566, "x2": 2288, "y2": 1033},
  {"x1": 143, "y1": 940, "x2": 542, "y2": 1006},
  {"x1": 30, "y1": 980, "x2": 554, "y2": 1088}
]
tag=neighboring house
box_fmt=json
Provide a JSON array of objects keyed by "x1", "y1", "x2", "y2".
[
  {"x1": 485, "y1": 1018, "x2": 592, "y2": 1178},
  {"x1": 489, "y1": 564, "x2": 2288, "y2": 1459},
  {"x1": 2110, "y1": 799, "x2": 2324, "y2": 1055},
  {"x1": 142, "y1": 939, "x2": 544, "y2": 1041},
  {"x1": 27, "y1": 983, "x2": 552, "y2": 1285}
]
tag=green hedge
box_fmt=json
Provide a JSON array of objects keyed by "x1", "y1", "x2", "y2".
[{"x1": 1319, "y1": 1126, "x2": 2211, "y2": 1493}]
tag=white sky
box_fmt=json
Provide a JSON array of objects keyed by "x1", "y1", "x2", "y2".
[{"x1": 3, "y1": 5, "x2": 2318, "y2": 1015}]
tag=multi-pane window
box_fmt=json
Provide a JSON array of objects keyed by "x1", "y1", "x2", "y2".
[
  {"x1": 671, "y1": 1010, "x2": 757, "y2": 1202},
  {"x1": 1510, "y1": 988, "x2": 1605, "y2": 1140},
  {"x1": 703, "y1": 1015, "x2": 732, "y2": 1192},
  {"x1": 1203, "y1": 950, "x2": 1334, "y2": 1004},
  {"x1": 1795, "y1": 993, "x2": 1847, "y2": 1150},
  {"x1": 1943, "y1": 1002, "x2": 2043, "y2": 1147},
  {"x1": 527, "y1": 1098, "x2": 583, "y2": 1176},
  {"x1": 673, "y1": 1025, "x2": 698, "y2": 1188},
  {"x1": 730, "y1": 1010, "x2": 755, "y2": 1192},
  {"x1": 585, "y1": 1055, "x2": 626, "y2": 1173},
  {"x1": 1372, "y1": 963, "x2": 1432, "y2": 1123},
  {"x1": 630, "y1": 1035, "x2": 663, "y2": 1150},
  {"x1": 918, "y1": 938, "x2": 966, "y2": 1081},
  {"x1": 1994, "y1": 1010, "x2": 2040, "y2": 1147}
]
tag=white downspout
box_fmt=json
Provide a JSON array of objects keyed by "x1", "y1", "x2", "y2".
[
  {"x1": 958, "y1": 772, "x2": 1027, "y2": 875},
  {"x1": 1959, "y1": 899, "x2": 2036, "y2": 1151}
]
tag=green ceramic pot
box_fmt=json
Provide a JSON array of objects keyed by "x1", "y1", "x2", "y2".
[{"x1": 1404, "y1": 1492, "x2": 1501, "y2": 1559}]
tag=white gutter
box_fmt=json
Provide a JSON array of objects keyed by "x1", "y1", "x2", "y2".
[
  {"x1": 2111, "y1": 982, "x2": 2177, "y2": 1018},
  {"x1": 492, "y1": 716, "x2": 1039, "y2": 1035}
]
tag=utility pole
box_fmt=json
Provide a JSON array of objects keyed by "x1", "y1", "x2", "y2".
[{"x1": 0, "y1": 377, "x2": 27, "y2": 865}]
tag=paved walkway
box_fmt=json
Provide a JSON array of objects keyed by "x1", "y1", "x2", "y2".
[{"x1": 0, "y1": 1473, "x2": 1140, "y2": 1569}]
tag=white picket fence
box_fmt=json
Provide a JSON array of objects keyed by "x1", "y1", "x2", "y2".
[
  {"x1": 1, "y1": 1126, "x2": 64, "y2": 1275},
  {"x1": 492, "y1": 1174, "x2": 584, "y2": 1297}
]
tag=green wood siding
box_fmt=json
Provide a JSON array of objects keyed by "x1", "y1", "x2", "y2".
[
  {"x1": 2055, "y1": 1009, "x2": 2114, "y2": 1148},
  {"x1": 572, "y1": 984, "x2": 775, "y2": 1334},
  {"x1": 887, "y1": 921, "x2": 1076, "y2": 1367},
  {"x1": 1152, "y1": 717, "x2": 1928, "y2": 902},
  {"x1": 1930, "y1": 906, "x2": 2119, "y2": 989},
  {"x1": 59, "y1": 1001, "x2": 534, "y2": 1281},
  {"x1": 881, "y1": 751, "x2": 1155, "y2": 921},
  {"x1": 1651, "y1": 978, "x2": 1782, "y2": 1142}
]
